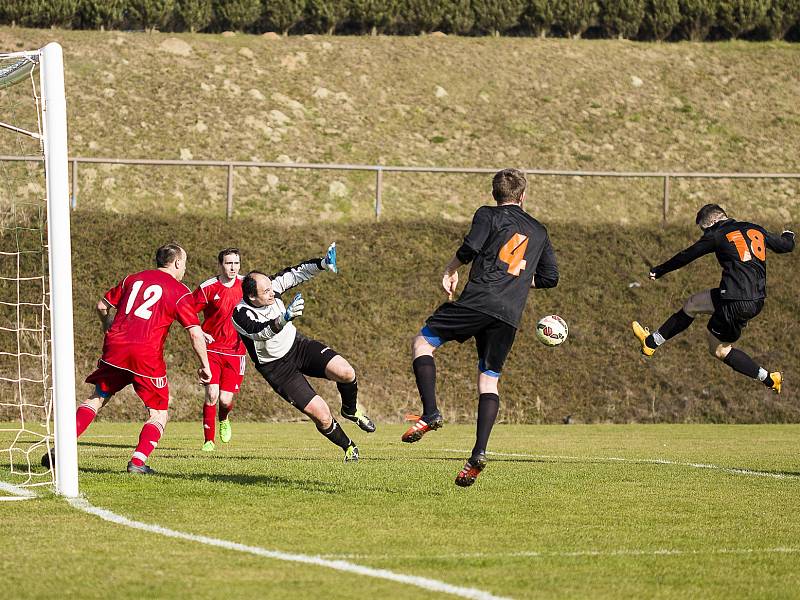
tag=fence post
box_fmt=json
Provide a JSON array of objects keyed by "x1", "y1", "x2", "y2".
[
  {"x1": 662, "y1": 175, "x2": 670, "y2": 223},
  {"x1": 375, "y1": 168, "x2": 383, "y2": 220},
  {"x1": 226, "y1": 164, "x2": 234, "y2": 220},
  {"x1": 70, "y1": 158, "x2": 77, "y2": 209}
]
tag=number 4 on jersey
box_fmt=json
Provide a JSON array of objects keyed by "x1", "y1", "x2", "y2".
[{"x1": 499, "y1": 233, "x2": 529, "y2": 276}]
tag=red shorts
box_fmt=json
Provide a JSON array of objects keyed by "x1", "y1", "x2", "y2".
[
  {"x1": 209, "y1": 352, "x2": 246, "y2": 394},
  {"x1": 85, "y1": 360, "x2": 170, "y2": 411}
]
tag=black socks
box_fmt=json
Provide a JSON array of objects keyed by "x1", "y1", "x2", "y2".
[
  {"x1": 723, "y1": 348, "x2": 761, "y2": 380},
  {"x1": 472, "y1": 393, "x2": 499, "y2": 458},
  {"x1": 647, "y1": 309, "x2": 695, "y2": 347},
  {"x1": 317, "y1": 419, "x2": 352, "y2": 450},
  {"x1": 412, "y1": 355, "x2": 439, "y2": 418},
  {"x1": 337, "y1": 378, "x2": 358, "y2": 415}
]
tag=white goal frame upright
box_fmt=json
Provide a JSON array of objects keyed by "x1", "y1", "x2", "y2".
[
  {"x1": 42, "y1": 43, "x2": 78, "y2": 497},
  {"x1": 1, "y1": 43, "x2": 78, "y2": 496}
]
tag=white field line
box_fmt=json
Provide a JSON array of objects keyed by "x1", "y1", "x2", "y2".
[
  {"x1": 0, "y1": 480, "x2": 37, "y2": 501},
  {"x1": 65, "y1": 496, "x2": 510, "y2": 600},
  {"x1": 321, "y1": 547, "x2": 800, "y2": 560},
  {"x1": 441, "y1": 449, "x2": 800, "y2": 481}
]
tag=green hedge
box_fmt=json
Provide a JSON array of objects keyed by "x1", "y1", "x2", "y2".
[
  {"x1": 0, "y1": 0, "x2": 798, "y2": 40},
  {"x1": 30, "y1": 212, "x2": 797, "y2": 424}
]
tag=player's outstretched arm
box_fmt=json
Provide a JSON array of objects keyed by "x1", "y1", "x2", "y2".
[
  {"x1": 765, "y1": 229, "x2": 796, "y2": 254},
  {"x1": 270, "y1": 257, "x2": 329, "y2": 295},
  {"x1": 96, "y1": 299, "x2": 115, "y2": 333},
  {"x1": 650, "y1": 235, "x2": 715, "y2": 280},
  {"x1": 442, "y1": 254, "x2": 463, "y2": 300},
  {"x1": 187, "y1": 325, "x2": 212, "y2": 384}
]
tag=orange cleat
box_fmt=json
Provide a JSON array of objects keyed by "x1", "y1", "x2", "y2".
[
  {"x1": 401, "y1": 412, "x2": 443, "y2": 443},
  {"x1": 455, "y1": 454, "x2": 487, "y2": 487}
]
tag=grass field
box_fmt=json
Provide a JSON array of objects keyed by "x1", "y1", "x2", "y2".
[{"x1": 2, "y1": 422, "x2": 799, "y2": 599}]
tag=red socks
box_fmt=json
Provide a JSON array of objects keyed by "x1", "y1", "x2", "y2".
[
  {"x1": 75, "y1": 403, "x2": 97, "y2": 438},
  {"x1": 203, "y1": 404, "x2": 216, "y2": 442},
  {"x1": 130, "y1": 422, "x2": 163, "y2": 467}
]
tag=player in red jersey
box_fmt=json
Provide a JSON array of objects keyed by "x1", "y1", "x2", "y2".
[
  {"x1": 42, "y1": 243, "x2": 211, "y2": 474},
  {"x1": 193, "y1": 248, "x2": 246, "y2": 451}
]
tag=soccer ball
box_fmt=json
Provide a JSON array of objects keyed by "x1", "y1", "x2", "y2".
[{"x1": 536, "y1": 315, "x2": 568, "y2": 346}]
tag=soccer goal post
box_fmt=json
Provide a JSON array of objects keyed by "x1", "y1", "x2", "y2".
[{"x1": 0, "y1": 43, "x2": 78, "y2": 497}]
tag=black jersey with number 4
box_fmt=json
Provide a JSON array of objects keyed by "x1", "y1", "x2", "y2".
[
  {"x1": 453, "y1": 204, "x2": 558, "y2": 328},
  {"x1": 651, "y1": 218, "x2": 795, "y2": 300}
]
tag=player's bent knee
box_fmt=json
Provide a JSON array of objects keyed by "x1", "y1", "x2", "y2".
[
  {"x1": 412, "y1": 333, "x2": 436, "y2": 357},
  {"x1": 303, "y1": 395, "x2": 333, "y2": 429}
]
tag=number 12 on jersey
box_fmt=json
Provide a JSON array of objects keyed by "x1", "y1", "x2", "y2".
[
  {"x1": 498, "y1": 233, "x2": 529, "y2": 276},
  {"x1": 124, "y1": 280, "x2": 163, "y2": 320}
]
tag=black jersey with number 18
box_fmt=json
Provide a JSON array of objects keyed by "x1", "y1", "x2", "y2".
[
  {"x1": 453, "y1": 204, "x2": 559, "y2": 328},
  {"x1": 651, "y1": 218, "x2": 795, "y2": 300}
]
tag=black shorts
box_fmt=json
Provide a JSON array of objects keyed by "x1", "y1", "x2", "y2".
[
  {"x1": 254, "y1": 333, "x2": 339, "y2": 410},
  {"x1": 707, "y1": 288, "x2": 764, "y2": 343},
  {"x1": 421, "y1": 303, "x2": 517, "y2": 376}
]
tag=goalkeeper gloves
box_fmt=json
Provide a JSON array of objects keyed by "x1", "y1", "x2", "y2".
[
  {"x1": 278, "y1": 293, "x2": 305, "y2": 328},
  {"x1": 323, "y1": 242, "x2": 337, "y2": 273}
]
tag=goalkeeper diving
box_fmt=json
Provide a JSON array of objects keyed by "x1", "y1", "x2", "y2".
[{"x1": 232, "y1": 243, "x2": 374, "y2": 462}]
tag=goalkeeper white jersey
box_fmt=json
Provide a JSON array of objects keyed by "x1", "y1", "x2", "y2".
[{"x1": 232, "y1": 258, "x2": 325, "y2": 363}]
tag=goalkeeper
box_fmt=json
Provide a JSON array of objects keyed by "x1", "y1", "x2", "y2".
[{"x1": 232, "y1": 243, "x2": 374, "y2": 462}]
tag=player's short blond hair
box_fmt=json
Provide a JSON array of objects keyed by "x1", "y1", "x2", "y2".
[{"x1": 492, "y1": 168, "x2": 527, "y2": 204}]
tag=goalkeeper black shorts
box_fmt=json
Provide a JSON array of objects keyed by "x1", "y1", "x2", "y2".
[{"x1": 254, "y1": 333, "x2": 339, "y2": 409}]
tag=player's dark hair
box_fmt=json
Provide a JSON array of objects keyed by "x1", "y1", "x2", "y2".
[
  {"x1": 492, "y1": 168, "x2": 527, "y2": 204},
  {"x1": 242, "y1": 270, "x2": 267, "y2": 302},
  {"x1": 695, "y1": 204, "x2": 727, "y2": 229},
  {"x1": 218, "y1": 247, "x2": 240, "y2": 264},
  {"x1": 155, "y1": 243, "x2": 184, "y2": 268}
]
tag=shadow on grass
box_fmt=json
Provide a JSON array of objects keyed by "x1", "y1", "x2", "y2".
[
  {"x1": 77, "y1": 465, "x2": 339, "y2": 493},
  {"x1": 79, "y1": 441, "x2": 134, "y2": 450}
]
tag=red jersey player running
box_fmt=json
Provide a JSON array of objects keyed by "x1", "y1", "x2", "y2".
[
  {"x1": 193, "y1": 248, "x2": 246, "y2": 451},
  {"x1": 42, "y1": 243, "x2": 211, "y2": 474}
]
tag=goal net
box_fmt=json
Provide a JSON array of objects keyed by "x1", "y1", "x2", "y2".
[{"x1": 0, "y1": 44, "x2": 78, "y2": 497}]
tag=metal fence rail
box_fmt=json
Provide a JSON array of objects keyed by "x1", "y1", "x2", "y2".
[{"x1": 3, "y1": 155, "x2": 800, "y2": 221}]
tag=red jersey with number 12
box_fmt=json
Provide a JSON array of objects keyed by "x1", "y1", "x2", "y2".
[
  {"x1": 101, "y1": 269, "x2": 200, "y2": 378},
  {"x1": 193, "y1": 275, "x2": 245, "y2": 356}
]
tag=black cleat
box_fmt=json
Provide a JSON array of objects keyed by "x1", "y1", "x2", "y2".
[
  {"x1": 455, "y1": 453, "x2": 488, "y2": 487},
  {"x1": 126, "y1": 461, "x2": 155, "y2": 475},
  {"x1": 41, "y1": 447, "x2": 55, "y2": 469},
  {"x1": 341, "y1": 405, "x2": 376, "y2": 433}
]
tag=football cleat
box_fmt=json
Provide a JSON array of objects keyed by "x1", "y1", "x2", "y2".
[
  {"x1": 201, "y1": 440, "x2": 216, "y2": 452},
  {"x1": 455, "y1": 453, "x2": 488, "y2": 487},
  {"x1": 344, "y1": 444, "x2": 359, "y2": 463},
  {"x1": 126, "y1": 461, "x2": 155, "y2": 475},
  {"x1": 631, "y1": 321, "x2": 656, "y2": 357},
  {"x1": 401, "y1": 411, "x2": 443, "y2": 443},
  {"x1": 767, "y1": 372, "x2": 782, "y2": 394},
  {"x1": 41, "y1": 447, "x2": 55, "y2": 469},
  {"x1": 325, "y1": 242, "x2": 337, "y2": 273},
  {"x1": 219, "y1": 419, "x2": 232, "y2": 443},
  {"x1": 341, "y1": 405, "x2": 376, "y2": 433}
]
